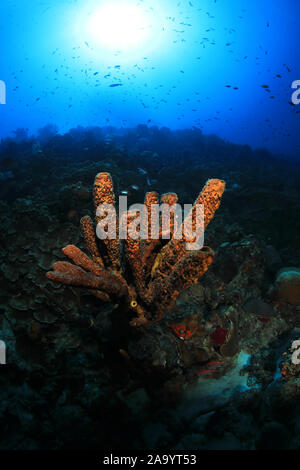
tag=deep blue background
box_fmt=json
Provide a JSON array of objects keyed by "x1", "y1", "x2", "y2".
[{"x1": 0, "y1": 0, "x2": 299, "y2": 155}]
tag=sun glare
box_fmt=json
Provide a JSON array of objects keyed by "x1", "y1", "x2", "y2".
[{"x1": 87, "y1": 3, "x2": 149, "y2": 50}]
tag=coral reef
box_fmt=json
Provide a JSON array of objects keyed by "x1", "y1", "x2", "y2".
[
  {"x1": 47, "y1": 172, "x2": 225, "y2": 329},
  {"x1": 1, "y1": 127, "x2": 300, "y2": 450}
]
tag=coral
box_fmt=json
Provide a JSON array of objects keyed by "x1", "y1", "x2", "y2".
[
  {"x1": 47, "y1": 172, "x2": 225, "y2": 327},
  {"x1": 271, "y1": 267, "x2": 300, "y2": 306}
]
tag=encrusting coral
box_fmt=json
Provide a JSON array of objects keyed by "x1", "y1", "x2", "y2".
[{"x1": 47, "y1": 172, "x2": 225, "y2": 328}]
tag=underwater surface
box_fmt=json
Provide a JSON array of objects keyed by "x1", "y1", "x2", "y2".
[{"x1": 0, "y1": 0, "x2": 300, "y2": 453}]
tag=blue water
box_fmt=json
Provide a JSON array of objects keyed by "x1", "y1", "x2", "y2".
[{"x1": 0, "y1": 0, "x2": 299, "y2": 156}]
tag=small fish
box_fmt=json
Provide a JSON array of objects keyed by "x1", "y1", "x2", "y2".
[
  {"x1": 137, "y1": 168, "x2": 147, "y2": 175},
  {"x1": 109, "y1": 83, "x2": 123, "y2": 88},
  {"x1": 197, "y1": 369, "x2": 214, "y2": 376},
  {"x1": 131, "y1": 185, "x2": 139, "y2": 191},
  {"x1": 206, "y1": 361, "x2": 224, "y2": 369}
]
